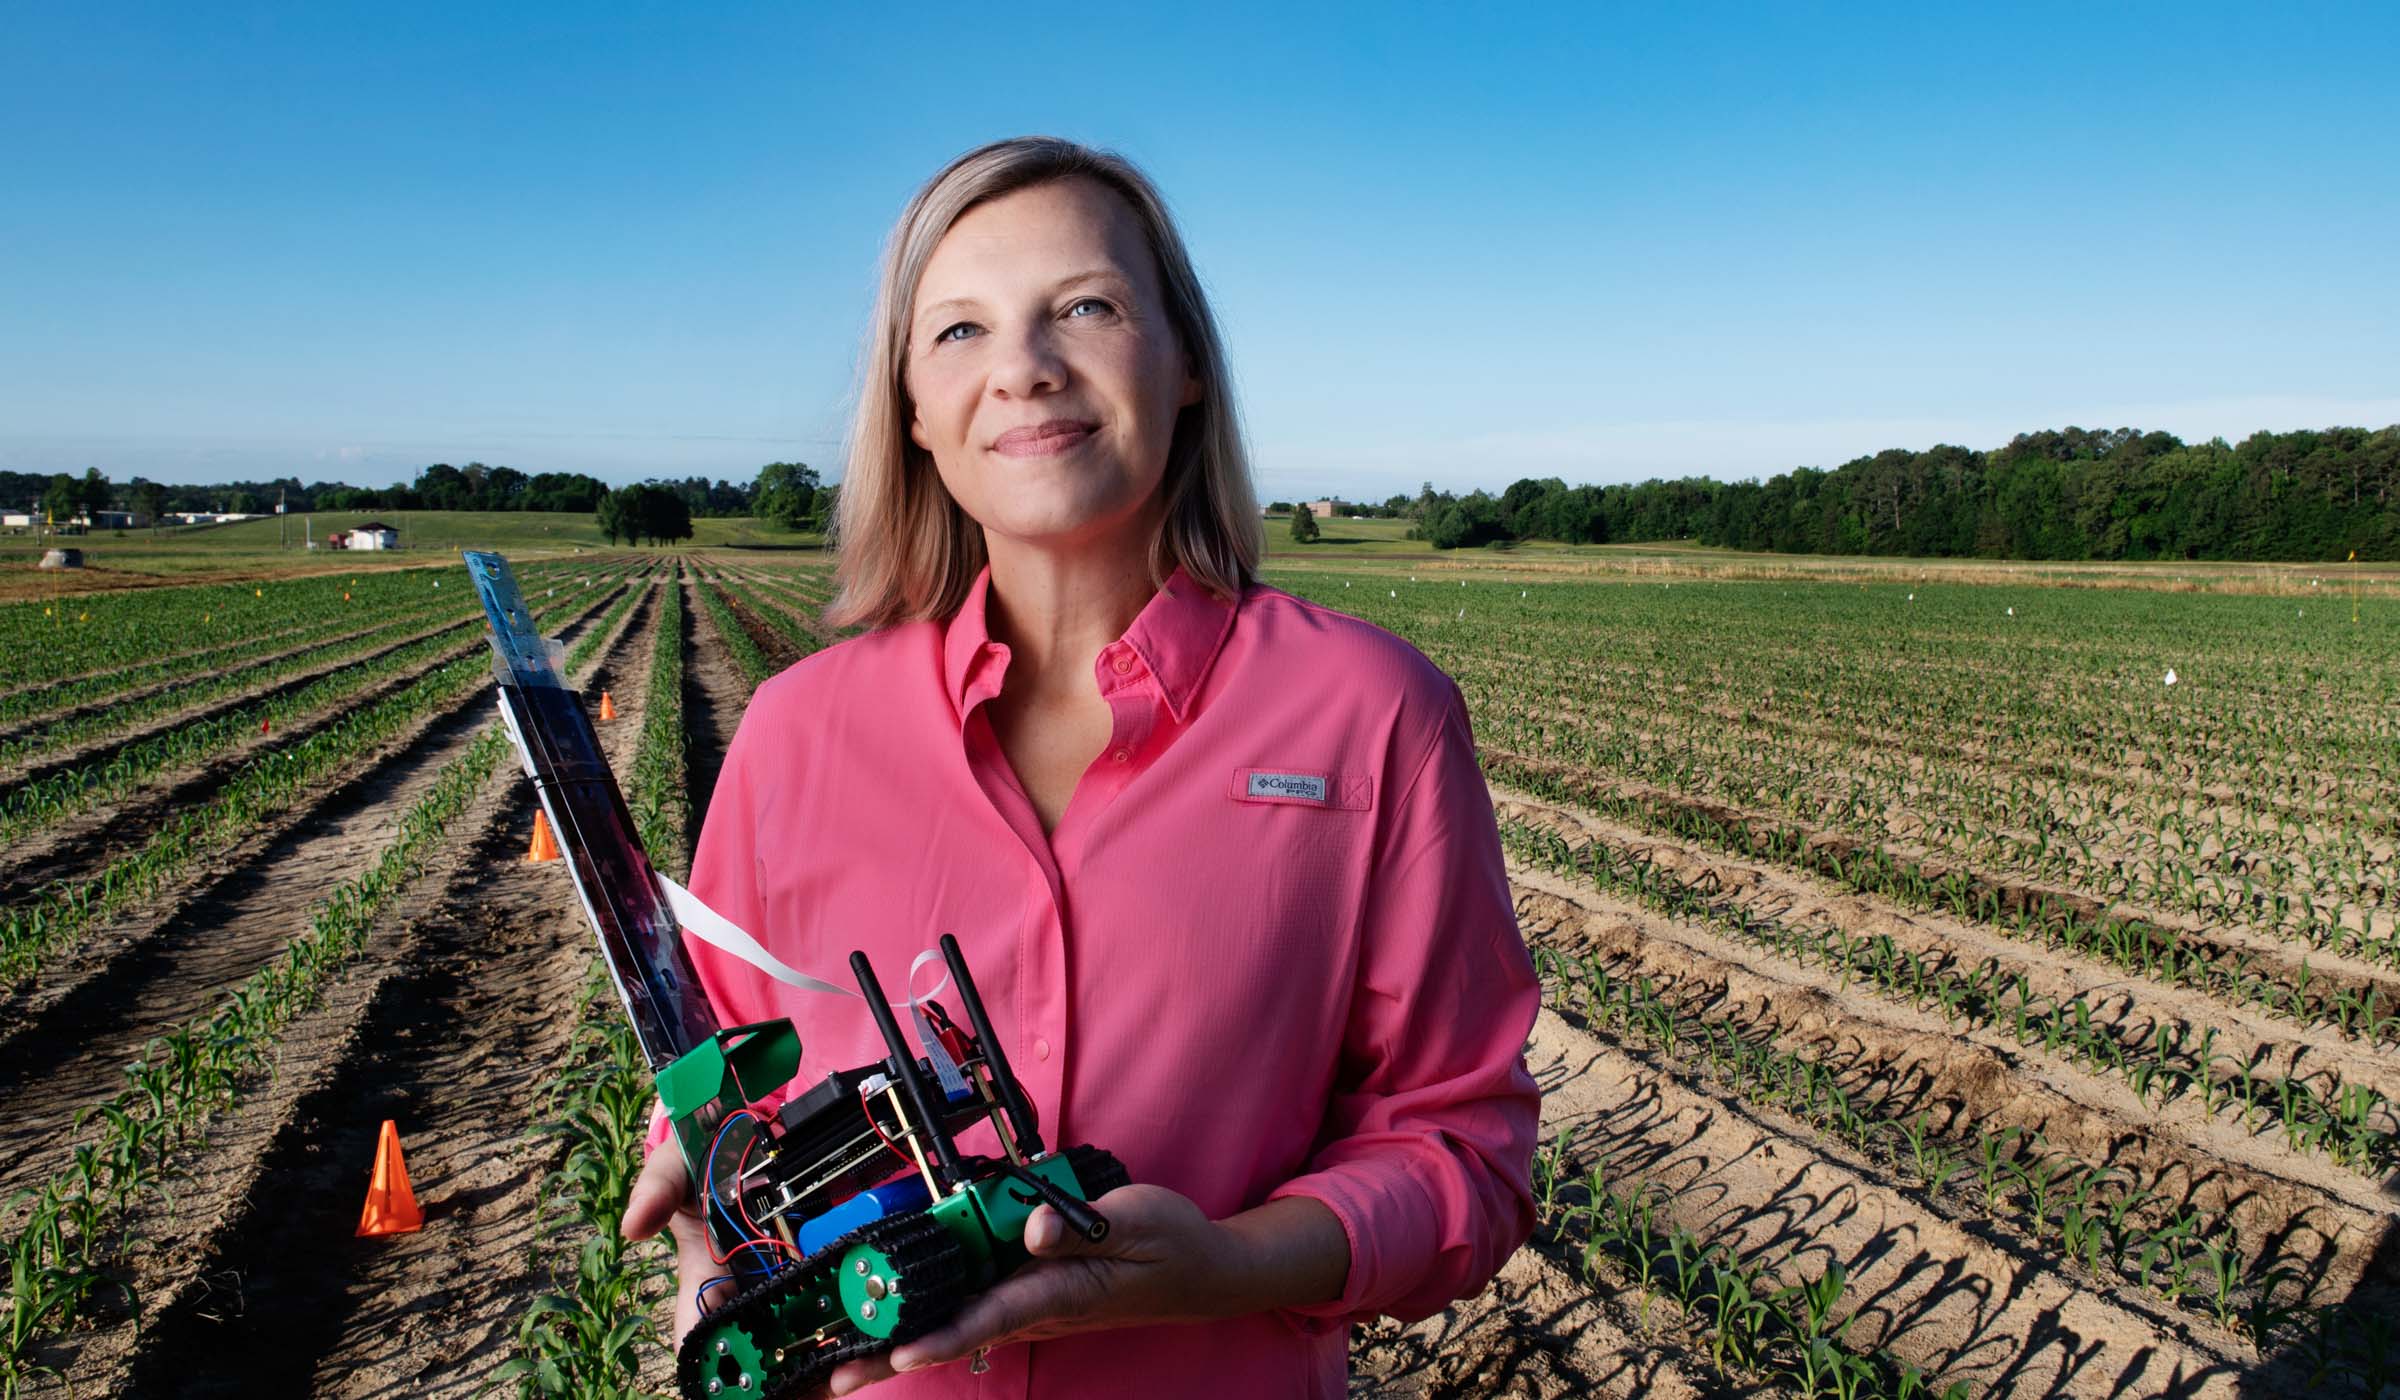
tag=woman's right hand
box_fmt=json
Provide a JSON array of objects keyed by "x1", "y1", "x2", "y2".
[{"x1": 621, "y1": 1142, "x2": 726, "y2": 1350}]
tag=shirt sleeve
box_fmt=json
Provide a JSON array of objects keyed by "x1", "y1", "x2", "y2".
[{"x1": 1265, "y1": 674, "x2": 1541, "y2": 1329}]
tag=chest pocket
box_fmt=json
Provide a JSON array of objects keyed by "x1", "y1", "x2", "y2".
[{"x1": 1228, "y1": 766, "x2": 1374, "y2": 811}]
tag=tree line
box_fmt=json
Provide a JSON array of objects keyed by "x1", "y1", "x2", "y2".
[{"x1": 1400, "y1": 425, "x2": 2399, "y2": 560}]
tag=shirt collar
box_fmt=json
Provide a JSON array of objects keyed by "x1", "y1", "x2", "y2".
[{"x1": 942, "y1": 560, "x2": 1239, "y2": 725}]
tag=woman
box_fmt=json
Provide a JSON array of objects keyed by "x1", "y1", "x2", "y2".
[{"x1": 621, "y1": 135, "x2": 1540, "y2": 1399}]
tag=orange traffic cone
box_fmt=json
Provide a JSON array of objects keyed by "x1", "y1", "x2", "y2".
[
  {"x1": 526, "y1": 809, "x2": 563, "y2": 863},
  {"x1": 356, "y1": 1120, "x2": 423, "y2": 1237},
  {"x1": 597, "y1": 691, "x2": 617, "y2": 721}
]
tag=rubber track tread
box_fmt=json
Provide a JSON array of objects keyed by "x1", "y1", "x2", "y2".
[
  {"x1": 674, "y1": 1201, "x2": 964, "y2": 1398},
  {"x1": 674, "y1": 1145, "x2": 1125, "y2": 1399}
]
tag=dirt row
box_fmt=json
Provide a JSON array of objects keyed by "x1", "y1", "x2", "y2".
[
  {"x1": 0, "y1": 605, "x2": 462, "y2": 760},
  {"x1": 1479, "y1": 743, "x2": 2400, "y2": 1037},
  {"x1": 0, "y1": 581, "x2": 648, "y2": 1212},
  {"x1": 1511, "y1": 1001, "x2": 2263, "y2": 1397},
  {"x1": 0, "y1": 569, "x2": 646, "y2": 910},
  {"x1": 1494, "y1": 783, "x2": 2400, "y2": 1160},
  {"x1": 21, "y1": 580, "x2": 668, "y2": 1396},
  {"x1": 0, "y1": 558, "x2": 633, "y2": 789}
]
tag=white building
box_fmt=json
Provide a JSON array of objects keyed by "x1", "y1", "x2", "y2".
[{"x1": 345, "y1": 521, "x2": 400, "y2": 550}]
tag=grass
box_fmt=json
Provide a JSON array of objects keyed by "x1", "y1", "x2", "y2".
[{"x1": 0, "y1": 512, "x2": 822, "y2": 597}]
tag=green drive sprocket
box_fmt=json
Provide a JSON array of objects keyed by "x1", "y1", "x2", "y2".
[{"x1": 675, "y1": 1145, "x2": 1127, "y2": 1399}]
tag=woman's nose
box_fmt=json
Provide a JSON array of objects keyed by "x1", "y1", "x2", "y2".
[{"x1": 986, "y1": 321, "x2": 1068, "y2": 399}]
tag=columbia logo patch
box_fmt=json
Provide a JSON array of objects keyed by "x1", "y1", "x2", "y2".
[
  {"x1": 1230, "y1": 767, "x2": 1373, "y2": 811},
  {"x1": 1248, "y1": 771, "x2": 1327, "y2": 802}
]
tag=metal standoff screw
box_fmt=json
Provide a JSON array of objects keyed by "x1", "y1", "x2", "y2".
[
  {"x1": 716, "y1": 1339, "x2": 730, "y2": 1355},
  {"x1": 707, "y1": 1382, "x2": 721, "y2": 1395},
  {"x1": 865, "y1": 1274, "x2": 888, "y2": 1299},
  {"x1": 860, "y1": 1299, "x2": 878, "y2": 1320},
  {"x1": 739, "y1": 1376, "x2": 752, "y2": 1392},
  {"x1": 854, "y1": 1259, "x2": 870, "y2": 1275}
]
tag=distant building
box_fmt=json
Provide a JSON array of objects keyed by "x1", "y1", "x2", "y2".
[
  {"x1": 1304, "y1": 499, "x2": 1336, "y2": 519},
  {"x1": 343, "y1": 521, "x2": 400, "y2": 550},
  {"x1": 84, "y1": 510, "x2": 145, "y2": 529},
  {"x1": 1, "y1": 512, "x2": 32, "y2": 528}
]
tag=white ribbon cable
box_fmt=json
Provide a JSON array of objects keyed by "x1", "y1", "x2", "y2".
[
  {"x1": 907, "y1": 950, "x2": 967, "y2": 1096},
  {"x1": 653, "y1": 871, "x2": 855, "y2": 998},
  {"x1": 652, "y1": 874, "x2": 974, "y2": 1076}
]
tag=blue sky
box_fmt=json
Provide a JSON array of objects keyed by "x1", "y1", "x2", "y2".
[{"x1": 5, "y1": 2, "x2": 2395, "y2": 501}]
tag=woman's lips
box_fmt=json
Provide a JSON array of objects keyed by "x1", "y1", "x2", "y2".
[{"x1": 991, "y1": 420, "x2": 1098, "y2": 457}]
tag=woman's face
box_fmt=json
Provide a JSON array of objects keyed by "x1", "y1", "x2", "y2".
[{"x1": 905, "y1": 177, "x2": 1201, "y2": 553}]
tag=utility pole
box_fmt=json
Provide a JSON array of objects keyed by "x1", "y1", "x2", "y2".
[{"x1": 279, "y1": 486, "x2": 289, "y2": 547}]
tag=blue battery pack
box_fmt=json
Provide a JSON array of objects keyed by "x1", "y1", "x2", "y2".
[{"x1": 797, "y1": 1174, "x2": 935, "y2": 1256}]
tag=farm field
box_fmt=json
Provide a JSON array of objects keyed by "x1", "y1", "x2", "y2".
[{"x1": 2, "y1": 540, "x2": 2394, "y2": 1399}]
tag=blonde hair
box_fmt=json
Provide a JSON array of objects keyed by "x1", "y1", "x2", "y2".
[{"x1": 824, "y1": 136, "x2": 1263, "y2": 630}]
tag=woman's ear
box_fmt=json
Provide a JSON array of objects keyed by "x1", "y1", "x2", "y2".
[{"x1": 908, "y1": 409, "x2": 930, "y2": 453}]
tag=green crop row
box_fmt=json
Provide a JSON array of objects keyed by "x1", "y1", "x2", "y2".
[
  {"x1": 1533, "y1": 1147, "x2": 1964, "y2": 1399},
  {"x1": 1502, "y1": 820, "x2": 2396, "y2": 1175},
  {"x1": 3, "y1": 562, "x2": 509, "y2": 694},
  {"x1": 1276, "y1": 572, "x2": 2396, "y2": 954},
  {"x1": 0, "y1": 724, "x2": 510, "y2": 1398},
  {"x1": 501, "y1": 572, "x2": 686, "y2": 1396},
  {"x1": 0, "y1": 581, "x2": 474, "y2": 737},
  {"x1": 1528, "y1": 944, "x2": 2363, "y2": 1355},
  {"x1": 1495, "y1": 748, "x2": 2400, "y2": 1055},
  {"x1": 0, "y1": 581, "x2": 621, "y2": 985},
  {"x1": 692, "y1": 573, "x2": 772, "y2": 689},
  {"x1": 0, "y1": 559, "x2": 630, "y2": 764},
  {"x1": 0, "y1": 617, "x2": 515, "y2": 846},
  {"x1": 705, "y1": 571, "x2": 826, "y2": 661}
]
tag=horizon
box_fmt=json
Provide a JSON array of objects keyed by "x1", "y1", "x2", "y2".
[{"x1": 7, "y1": 3, "x2": 2395, "y2": 500}]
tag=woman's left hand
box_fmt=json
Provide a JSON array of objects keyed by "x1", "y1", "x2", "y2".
[{"x1": 822, "y1": 1184, "x2": 1246, "y2": 1395}]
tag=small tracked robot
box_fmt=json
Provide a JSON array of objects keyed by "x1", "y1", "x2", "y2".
[{"x1": 465, "y1": 552, "x2": 1124, "y2": 1400}]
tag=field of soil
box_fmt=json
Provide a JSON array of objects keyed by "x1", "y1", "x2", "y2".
[{"x1": 3, "y1": 544, "x2": 2393, "y2": 1399}]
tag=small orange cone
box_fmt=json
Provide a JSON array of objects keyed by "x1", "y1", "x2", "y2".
[
  {"x1": 597, "y1": 691, "x2": 617, "y2": 721},
  {"x1": 526, "y1": 809, "x2": 562, "y2": 863},
  {"x1": 356, "y1": 1120, "x2": 423, "y2": 1237},
  {"x1": 261, "y1": 718, "x2": 271, "y2": 735}
]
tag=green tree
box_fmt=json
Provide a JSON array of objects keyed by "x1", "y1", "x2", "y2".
[
  {"x1": 79, "y1": 467, "x2": 112, "y2": 517},
  {"x1": 596, "y1": 488, "x2": 628, "y2": 545},
  {"x1": 1288, "y1": 501, "x2": 1320, "y2": 543},
  {"x1": 130, "y1": 477, "x2": 167, "y2": 528},
  {"x1": 599, "y1": 482, "x2": 695, "y2": 546},
  {"x1": 753, "y1": 461, "x2": 821, "y2": 531},
  {"x1": 41, "y1": 473, "x2": 78, "y2": 527}
]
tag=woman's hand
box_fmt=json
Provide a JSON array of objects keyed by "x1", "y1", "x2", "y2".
[
  {"x1": 619, "y1": 1142, "x2": 725, "y2": 1349},
  {"x1": 822, "y1": 1187, "x2": 1348, "y2": 1397}
]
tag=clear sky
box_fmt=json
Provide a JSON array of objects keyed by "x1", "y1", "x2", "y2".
[{"x1": 5, "y1": 1, "x2": 2395, "y2": 502}]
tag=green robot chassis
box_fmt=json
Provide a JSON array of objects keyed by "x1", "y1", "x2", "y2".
[
  {"x1": 659, "y1": 944, "x2": 1128, "y2": 1400},
  {"x1": 463, "y1": 551, "x2": 1123, "y2": 1400}
]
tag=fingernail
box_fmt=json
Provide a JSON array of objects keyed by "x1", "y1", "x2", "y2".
[{"x1": 891, "y1": 1349, "x2": 918, "y2": 1372}]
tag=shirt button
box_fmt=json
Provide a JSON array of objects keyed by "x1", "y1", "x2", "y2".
[
  {"x1": 1034, "y1": 1037, "x2": 1052, "y2": 1061},
  {"x1": 1111, "y1": 748, "x2": 1129, "y2": 763},
  {"x1": 1110, "y1": 653, "x2": 1135, "y2": 675}
]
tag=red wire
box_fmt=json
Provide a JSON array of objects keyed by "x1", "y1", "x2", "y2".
[
  {"x1": 731, "y1": 1123, "x2": 802, "y2": 1259},
  {"x1": 860, "y1": 1085, "x2": 918, "y2": 1169}
]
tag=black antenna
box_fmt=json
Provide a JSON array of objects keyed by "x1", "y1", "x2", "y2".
[
  {"x1": 850, "y1": 950, "x2": 968, "y2": 1189},
  {"x1": 937, "y1": 933, "x2": 1045, "y2": 1157}
]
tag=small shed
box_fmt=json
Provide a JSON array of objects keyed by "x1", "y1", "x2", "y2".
[{"x1": 348, "y1": 521, "x2": 400, "y2": 550}]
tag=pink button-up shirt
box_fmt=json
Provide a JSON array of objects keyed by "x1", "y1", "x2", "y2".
[{"x1": 654, "y1": 561, "x2": 1539, "y2": 1399}]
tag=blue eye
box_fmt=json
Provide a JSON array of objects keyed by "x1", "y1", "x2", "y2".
[
  {"x1": 1066, "y1": 297, "x2": 1112, "y2": 318},
  {"x1": 935, "y1": 322, "x2": 978, "y2": 344}
]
